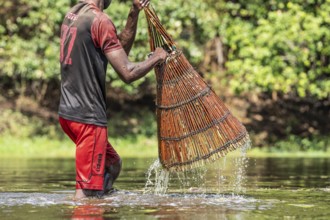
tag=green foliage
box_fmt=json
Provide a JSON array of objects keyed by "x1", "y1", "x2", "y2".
[
  {"x1": 221, "y1": 0, "x2": 330, "y2": 99},
  {"x1": 269, "y1": 135, "x2": 330, "y2": 152},
  {"x1": 0, "y1": 109, "x2": 61, "y2": 139},
  {"x1": 0, "y1": 0, "x2": 69, "y2": 81},
  {"x1": 0, "y1": 0, "x2": 329, "y2": 99}
]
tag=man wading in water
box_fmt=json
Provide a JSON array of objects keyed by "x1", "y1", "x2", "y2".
[{"x1": 58, "y1": 0, "x2": 167, "y2": 199}]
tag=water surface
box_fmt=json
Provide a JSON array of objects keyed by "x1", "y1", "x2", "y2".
[{"x1": 0, "y1": 156, "x2": 329, "y2": 219}]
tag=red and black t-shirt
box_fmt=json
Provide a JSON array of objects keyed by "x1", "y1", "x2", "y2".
[{"x1": 59, "y1": 1, "x2": 122, "y2": 126}]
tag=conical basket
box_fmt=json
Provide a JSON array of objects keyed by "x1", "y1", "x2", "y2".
[{"x1": 145, "y1": 6, "x2": 250, "y2": 172}]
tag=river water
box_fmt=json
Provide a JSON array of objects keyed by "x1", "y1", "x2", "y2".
[{"x1": 0, "y1": 155, "x2": 329, "y2": 219}]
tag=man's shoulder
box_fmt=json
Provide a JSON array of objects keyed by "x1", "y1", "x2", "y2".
[{"x1": 93, "y1": 11, "x2": 114, "y2": 25}]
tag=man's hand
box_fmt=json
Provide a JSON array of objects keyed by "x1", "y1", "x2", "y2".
[
  {"x1": 152, "y1": 47, "x2": 168, "y2": 65},
  {"x1": 133, "y1": 0, "x2": 150, "y2": 10}
]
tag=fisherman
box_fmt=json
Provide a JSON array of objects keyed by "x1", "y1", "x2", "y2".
[{"x1": 58, "y1": 0, "x2": 168, "y2": 199}]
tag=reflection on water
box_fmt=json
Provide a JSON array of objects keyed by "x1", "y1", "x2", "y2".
[
  {"x1": 0, "y1": 156, "x2": 330, "y2": 219},
  {"x1": 72, "y1": 205, "x2": 105, "y2": 220}
]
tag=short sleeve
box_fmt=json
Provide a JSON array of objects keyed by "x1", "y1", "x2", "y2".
[{"x1": 91, "y1": 15, "x2": 122, "y2": 54}]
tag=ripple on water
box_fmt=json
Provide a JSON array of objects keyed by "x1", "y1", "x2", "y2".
[
  {"x1": 0, "y1": 191, "x2": 266, "y2": 212},
  {"x1": 0, "y1": 192, "x2": 76, "y2": 206}
]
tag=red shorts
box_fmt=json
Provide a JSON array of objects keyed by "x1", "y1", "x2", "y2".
[{"x1": 59, "y1": 117, "x2": 120, "y2": 190}]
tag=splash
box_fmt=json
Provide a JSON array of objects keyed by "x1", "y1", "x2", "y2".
[
  {"x1": 144, "y1": 141, "x2": 251, "y2": 195},
  {"x1": 144, "y1": 159, "x2": 170, "y2": 195}
]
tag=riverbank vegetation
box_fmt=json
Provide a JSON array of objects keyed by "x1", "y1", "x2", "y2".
[
  {"x1": 0, "y1": 0, "x2": 329, "y2": 157},
  {"x1": 0, "y1": 108, "x2": 329, "y2": 158}
]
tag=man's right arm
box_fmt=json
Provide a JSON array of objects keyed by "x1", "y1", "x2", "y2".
[
  {"x1": 106, "y1": 47, "x2": 167, "y2": 84},
  {"x1": 118, "y1": 0, "x2": 150, "y2": 55}
]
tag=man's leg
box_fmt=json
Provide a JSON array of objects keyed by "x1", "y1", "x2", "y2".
[
  {"x1": 104, "y1": 142, "x2": 122, "y2": 194},
  {"x1": 76, "y1": 125, "x2": 108, "y2": 198},
  {"x1": 59, "y1": 117, "x2": 107, "y2": 199}
]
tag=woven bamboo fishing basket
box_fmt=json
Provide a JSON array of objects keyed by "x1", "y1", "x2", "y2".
[{"x1": 145, "y1": 6, "x2": 251, "y2": 172}]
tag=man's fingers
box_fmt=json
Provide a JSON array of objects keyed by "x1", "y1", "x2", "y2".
[{"x1": 139, "y1": 0, "x2": 150, "y2": 8}]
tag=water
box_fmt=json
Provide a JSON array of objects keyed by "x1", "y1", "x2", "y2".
[{"x1": 0, "y1": 156, "x2": 330, "y2": 219}]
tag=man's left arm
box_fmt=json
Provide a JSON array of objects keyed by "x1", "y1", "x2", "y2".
[{"x1": 118, "y1": 0, "x2": 150, "y2": 55}]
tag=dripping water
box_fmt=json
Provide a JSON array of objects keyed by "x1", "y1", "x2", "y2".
[
  {"x1": 176, "y1": 166, "x2": 208, "y2": 194},
  {"x1": 144, "y1": 141, "x2": 251, "y2": 195},
  {"x1": 231, "y1": 141, "x2": 251, "y2": 194}
]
